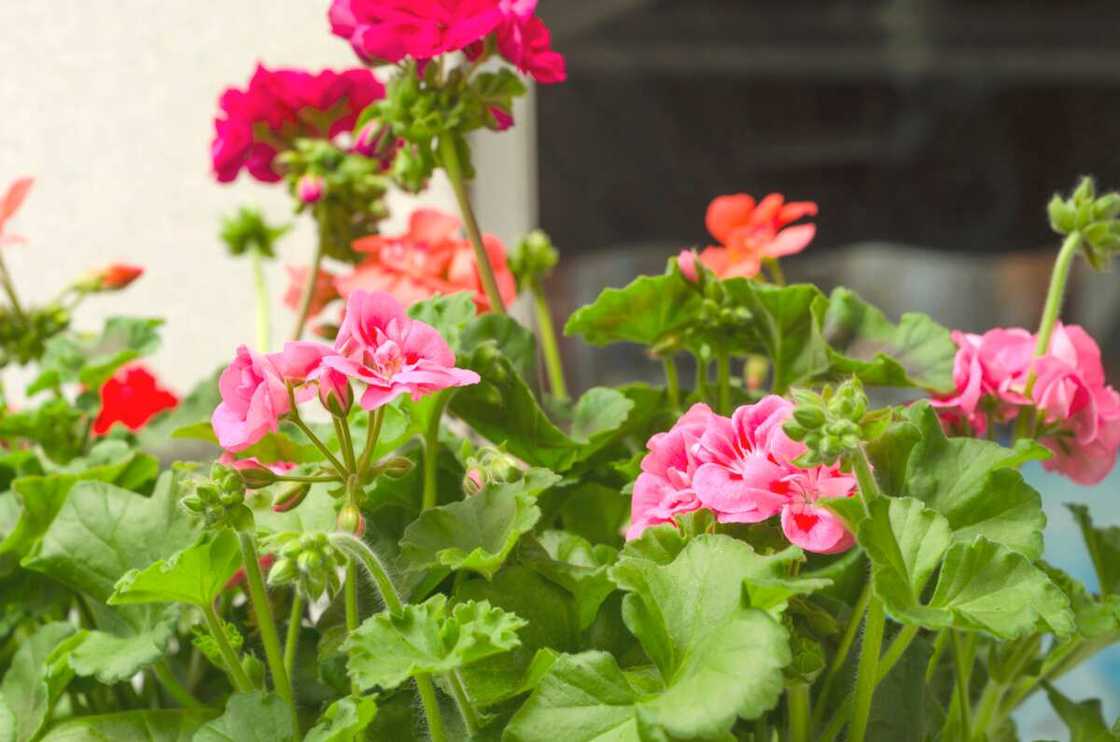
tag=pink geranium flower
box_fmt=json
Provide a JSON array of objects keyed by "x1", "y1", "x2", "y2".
[
  {"x1": 324, "y1": 289, "x2": 480, "y2": 410},
  {"x1": 931, "y1": 328, "x2": 1035, "y2": 434},
  {"x1": 0, "y1": 177, "x2": 33, "y2": 248},
  {"x1": 211, "y1": 65, "x2": 384, "y2": 184},
  {"x1": 338, "y1": 208, "x2": 517, "y2": 312},
  {"x1": 626, "y1": 403, "x2": 714, "y2": 539},
  {"x1": 692, "y1": 396, "x2": 806, "y2": 524},
  {"x1": 211, "y1": 346, "x2": 291, "y2": 452},
  {"x1": 694, "y1": 193, "x2": 818, "y2": 279},
  {"x1": 778, "y1": 467, "x2": 858, "y2": 554}
]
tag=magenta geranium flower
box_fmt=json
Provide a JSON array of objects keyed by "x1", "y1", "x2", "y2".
[
  {"x1": 212, "y1": 346, "x2": 291, "y2": 452},
  {"x1": 329, "y1": 0, "x2": 504, "y2": 64},
  {"x1": 492, "y1": 2, "x2": 566, "y2": 84},
  {"x1": 626, "y1": 403, "x2": 714, "y2": 540},
  {"x1": 211, "y1": 65, "x2": 385, "y2": 183},
  {"x1": 324, "y1": 290, "x2": 480, "y2": 410},
  {"x1": 692, "y1": 396, "x2": 806, "y2": 524}
]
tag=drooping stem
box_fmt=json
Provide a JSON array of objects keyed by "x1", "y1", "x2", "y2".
[
  {"x1": 812, "y1": 583, "x2": 870, "y2": 727},
  {"x1": 237, "y1": 531, "x2": 295, "y2": 713},
  {"x1": 345, "y1": 563, "x2": 360, "y2": 697},
  {"x1": 448, "y1": 669, "x2": 482, "y2": 738},
  {"x1": 847, "y1": 596, "x2": 886, "y2": 742},
  {"x1": 250, "y1": 248, "x2": 271, "y2": 352},
  {"x1": 531, "y1": 281, "x2": 568, "y2": 401},
  {"x1": 0, "y1": 251, "x2": 25, "y2": 318},
  {"x1": 786, "y1": 683, "x2": 810, "y2": 742},
  {"x1": 202, "y1": 602, "x2": 253, "y2": 693},
  {"x1": 438, "y1": 136, "x2": 505, "y2": 314},
  {"x1": 421, "y1": 393, "x2": 451, "y2": 511},
  {"x1": 330, "y1": 533, "x2": 402, "y2": 612},
  {"x1": 950, "y1": 630, "x2": 974, "y2": 739},
  {"x1": 415, "y1": 673, "x2": 448, "y2": 742},
  {"x1": 291, "y1": 215, "x2": 327, "y2": 341},
  {"x1": 662, "y1": 355, "x2": 681, "y2": 410},
  {"x1": 284, "y1": 592, "x2": 304, "y2": 679},
  {"x1": 152, "y1": 660, "x2": 201, "y2": 709},
  {"x1": 716, "y1": 348, "x2": 731, "y2": 414}
]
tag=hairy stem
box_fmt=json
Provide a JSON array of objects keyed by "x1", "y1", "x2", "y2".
[
  {"x1": 438, "y1": 135, "x2": 505, "y2": 314},
  {"x1": 531, "y1": 281, "x2": 568, "y2": 401},
  {"x1": 950, "y1": 630, "x2": 974, "y2": 739},
  {"x1": 662, "y1": 355, "x2": 681, "y2": 411},
  {"x1": 812, "y1": 583, "x2": 870, "y2": 727},
  {"x1": 330, "y1": 533, "x2": 402, "y2": 612},
  {"x1": 250, "y1": 247, "x2": 271, "y2": 352},
  {"x1": 202, "y1": 603, "x2": 253, "y2": 693},
  {"x1": 152, "y1": 660, "x2": 201, "y2": 709},
  {"x1": 237, "y1": 531, "x2": 295, "y2": 715},
  {"x1": 345, "y1": 562, "x2": 360, "y2": 697},
  {"x1": 421, "y1": 393, "x2": 451, "y2": 511},
  {"x1": 283, "y1": 592, "x2": 303, "y2": 679},
  {"x1": 448, "y1": 669, "x2": 482, "y2": 738},
  {"x1": 415, "y1": 674, "x2": 448, "y2": 742},
  {"x1": 848, "y1": 596, "x2": 886, "y2": 742},
  {"x1": 1025, "y1": 231, "x2": 1082, "y2": 396}
]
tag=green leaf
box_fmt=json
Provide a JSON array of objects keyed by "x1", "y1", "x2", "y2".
[
  {"x1": 399, "y1": 469, "x2": 556, "y2": 579},
  {"x1": 29, "y1": 316, "x2": 163, "y2": 395},
  {"x1": 193, "y1": 692, "x2": 295, "y2": 742},
  {"x1": 1067, "y1": 504, "x2": 1120, "y2": 596},
  {"x1": 524, "y1": 531, "x2": 618, "y2": 630},
  {"x1": 68, "y1": 601, "x2": 179, "y2": 683},
  {"x1": 110, "y1": 529, "x2": 242, "y2": 608},
  {"x1": 1042, "y1": 683, "x2": 1118, "y2": 742},
  {"x1": 859, "y1": 497, "x2": 1074, "y2": 639},
  {"x1": 38, "y1": 710, "x2": 216, "y2": 742},
  {"x1": 407, "y1": 292, "x2": 477, "y2": 352},
  {"x1": 1041, "y1": 562, "x2": 1120, "y2": 640},
  {"x1": 345, "y1": 595, "x2": 525, "y2": 692},
  {"x1": 304, "y1": 697, "x2": 378, "y2": 742},
  {"x1": 564, "y1": 272, "x2": 703, "y2": 348},
  {"x1": 900, "y1": 403, "x2": 1049, "y2": 559},
  {"x1": 821, "y1": 287, "x2": 958, "y2": 392},
  {"x1": 0, "y1": 622, "x2": 76, "y2": 742},
  {"x1": 568, "y1": 387, "x2": 635, "y2": 464},
  {"x1": 22, "y1": 473, "x2": 199, "y2": 600}
]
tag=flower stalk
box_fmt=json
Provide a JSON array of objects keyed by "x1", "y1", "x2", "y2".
[
  {"x1": 291, "y1": 213, "x2": 327, "y2": 341},
  {"x1": 250, "y1": 247, "x2": 271, "y2": 352},
  {"x1": 237, "y1": 530, "x2": 295, "y2": 721},
  {"x1": 531, "y1": 282, "x2": 568, "y2": 401},
  {"x1": 847, "y1": 596, "x2": 886, "y2": 742},
  {"x1": 283, "y1": 592, "x2": 304, "y2": 679},
  {"x1": 201, "y1": 602, "x2": 253, "y2": 694}
]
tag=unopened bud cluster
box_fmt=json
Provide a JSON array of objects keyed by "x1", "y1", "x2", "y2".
[
  {"x1": 1048, "y1": 176, "x2": 1120, "y2": 270},
  {"x1": 784, "y1": 379, "x2": 870, "y2": 467},
  {"x1": 0, "y1": 305, "x2": 69, "y2": 368},
  {"x1": 509, "y1": 230, "x2": 559, "y2": 290},
  {"x1": 463, "y1": 447, "x2": 523, "y2": 496},
  {"x1": 265, "y1": 531, "x2": 345, "y2": 600},
  {"x1": 181, "y1": 464, "x2": 253, "y2": 531}
]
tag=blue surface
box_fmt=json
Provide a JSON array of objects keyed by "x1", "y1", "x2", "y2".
[{"x1": 1014, "y1": 461, "x2": 1120, "y2": 740}]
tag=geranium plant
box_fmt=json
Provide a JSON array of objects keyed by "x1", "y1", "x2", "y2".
[{"x1": 3, "y1": 3, "x2": 1120, "y2": 741}]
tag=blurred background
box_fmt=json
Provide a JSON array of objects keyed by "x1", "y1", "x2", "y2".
[{"x1": 1, "y1": 2, "x2": 1119, "y2": 737}]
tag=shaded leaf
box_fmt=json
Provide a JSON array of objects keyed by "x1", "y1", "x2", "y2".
[
  {"x1": 38, "y1": 710, "x2": 215, "y2": 742},
  {"x1": 110, "y1": 529, "x2": 242, "y2": 608},
  {"x1": 0, "y1": 622, "x2": 75, "y2": 742},
  {"x1": 304, "y1": 697, "x2": 378, "y2": 742},
  {"x1": 193, "y1": 692, "x2": 295, "y2": 742}
]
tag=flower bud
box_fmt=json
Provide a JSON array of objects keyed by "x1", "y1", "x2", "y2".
[
  {"x1": 317, "y1": 368, "x2": 353, "y2": 417},
  {"x1": 297, "y1": 550, "x2": 323, "y2": 573},
  {"x1": 337, "y1": 504, "x2": 365, "y2": 536},
  {"x1": 77, "y1": 264, "x2": 144, "y2": 293},
  {"x1": 272, "y1": 482, "x2": 312, "y2": 513},
  {"x1": 238, "y1": 465, "x2": 278, "y2": 489},
  {"x1": 181, "y1": 494, "x2": 205, "y2": 513},
  {"x1": 267, "y1": 557, "x2": 298, "y2": 588},
  {"x1": 463, "y1": 468, "x2": 485, "y2": 496},
  {"x1": 297, "y1": 174, "x2": 325, "y2": 204},
  {"x1": 793, "y1": 406, "x2": 827, "y2": 430},
  {"x1": 378, "y1": 456, "x2": 413, "y2": 478},
  {"x1": 677, "y1": 249, "x2": 700, "y2": 283},
  {"x1": 488, "y1": 105, "x2": 514, "y2": 132}
]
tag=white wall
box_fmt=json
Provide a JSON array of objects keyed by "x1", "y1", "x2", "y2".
[{"x1": 0, "y1": 0, "x2": 531, "y2": 396}]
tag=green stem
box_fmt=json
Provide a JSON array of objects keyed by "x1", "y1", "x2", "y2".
[
  {"x1": 1025, "y1": 231, "x2": 1082, "y2": 397},
  {"x1": 334, "y1": 415, "x2": 357, "y2": 473},
  {"x1": 415, "y1": 673, "x2": 448, "y2": 742},
  {"x1": 286, "y1": 386, "x2": 346, "y2": 477},
  {"x1": 662, "y1": 356, "x2": 681, "y2": 411},
  {"x1": 152, "y1": 661, "x2": 201, "y2": 709},
  {"x1": 291, "y1": 218, "x2": 326, "y2": 341},
  {"x1": 357, "y1": 408, "x2": 385, "y2": 476},
  {"x1": 202, "y1": 603, "x2": 253, "y2": 693},
  {"x1": 0, "y1": 251, "x2": 25, "y2": 318},
  {"x1": 850, "y1": 447, "x2": 882, "y2": 512},
  {"x1": 950, "y1": 630, "x2": 973, "y2": 739},
  {"x1": 531, "y1": 281, "x2": 568, "y2": 401},
  {"x1": 925, "y1": 629, "x2": 949, "y2": 683},
  {"x1": 786, "y1": 684, "x2": 810, "y2": 742},
  {"x1": 848, "y1": 597, "x2": 886, "y2": 742},
  {"x1": 762, "y1": 256, "x2": 786, "y2": 286},
  {"x1": 877, "y1": 624, "x2": 920, "y2": 683},
  {"x1": 421, "y1": 393, "x2": 451, "y2": 511},
  {"x1": 716, "y1": 348, "x2": 731, "y2": 414},
  {"x1": 250, "y1": 248, "x2": 271, "y2": 352},
  {"x1": 448, "y1": 669, "x2": 482, "y2": 738},
  {"x1": 330, "y1": 533, "x2": 402, "y2": 612},
  {"x1": 996, "y1": 638, "x2": 1083, "y2": 718},
  {"x1": 273, "y1": 473, "x2": 340, "y2": 484},
  {"x1": 812, "y1": 583, "x2": 870, "y2": 727},
  {"x1": 345, "y1": 562, "x2": 360, "y2": 697},
  {"x1": 284, "y1": 592, "x2": 303, "y2": 679},
  {"x1": 237, "y1": 531, "x2": 295, "y2": 713},
  {"x1": 753, "y1": 716, "x2": 770, "y2": 741},
  {"x1": 438, "y1": 135, "x2": 505, "y2": 315}
]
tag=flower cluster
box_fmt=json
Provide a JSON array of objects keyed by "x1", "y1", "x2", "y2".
[
  {"x1": 934, "y1": 323, "x2": 1120, "y2": 484},
  {"x1": 338, "y1": 208, "x2": 517, "y2": 312},
  {"x1": 679, "y1": 193, "x2": 817, "y2": 281},
  {"x1": 328, "y1": 0, "x2": 565, "y2": 84},
  {"x1": 211, "y1": 65, "x2": 385, "y2": 183},
  {"x1": 628, "y1": 396, "x2": 857, "y2": 554},
  {"x1": 212, "y1": 289, "x2": 479, "y2": 452}
]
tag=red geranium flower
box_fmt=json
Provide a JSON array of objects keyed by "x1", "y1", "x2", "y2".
[{"x1": 93, "y1": 366, "x2": 179, "y2": 435}]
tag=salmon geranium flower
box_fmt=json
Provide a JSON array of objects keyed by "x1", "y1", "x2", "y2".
[
  {"x1": 693, "y1": 192, "x2": 818, "y2": 279},
  {"x1": 0, "y1": 177, "x2": 33, "y2": 248},
  {"x1": 323, "y1": 289, "x2": 480, "y2": 410}
]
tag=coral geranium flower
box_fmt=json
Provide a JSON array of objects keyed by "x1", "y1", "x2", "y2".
[
  {"x1": 0, "y1": 177, "x2": 34, "y2": 248},
  {"x1": 695, "y1": 193, "x2": 818, "y2": 279}
]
